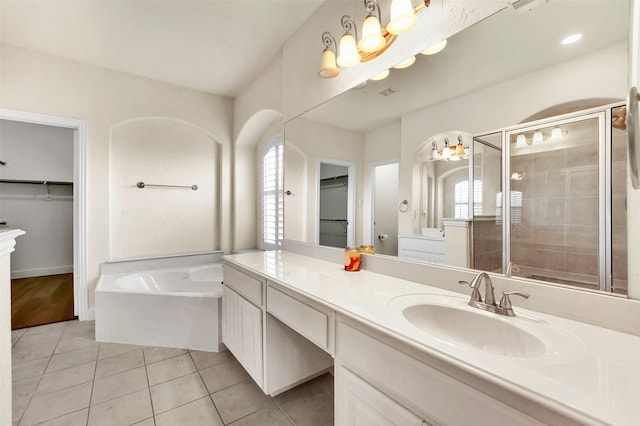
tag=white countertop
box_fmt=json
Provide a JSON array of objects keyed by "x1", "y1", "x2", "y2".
[{"x1": 224, "y1": 250, "x2": 640, "y2": 425}]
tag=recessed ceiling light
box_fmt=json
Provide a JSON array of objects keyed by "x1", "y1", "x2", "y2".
[
  {"x1": 393, "y1": 56, "x2": 415, "y2": 69},
  {"x1": 561, "y1": 33, "x2": 583, "y2": 45}
]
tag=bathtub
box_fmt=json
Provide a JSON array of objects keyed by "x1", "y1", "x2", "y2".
[{"x1": 96, "y1": 253, "x2": 224, "y2": 352}]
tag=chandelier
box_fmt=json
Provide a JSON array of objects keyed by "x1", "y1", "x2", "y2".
[{"x1": 319, "y1": 0, "x2": 435, "y2": 79}]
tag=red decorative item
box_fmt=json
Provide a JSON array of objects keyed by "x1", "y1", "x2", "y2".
[{"x1": 344, "y1": 247, "x2": 361, "y2": 272}]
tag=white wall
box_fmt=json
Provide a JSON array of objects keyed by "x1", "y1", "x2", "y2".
[
  {"x1": 0, "y1": 43, "x2": 233, "y2": 306},
  {"x1": 0, "y1": 120, "x2": 74, "y2": 278}
]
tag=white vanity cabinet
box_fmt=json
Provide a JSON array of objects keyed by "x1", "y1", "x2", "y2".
[
  {"x1": 335, "y1": 318, "x2": 544, "y2": 426},
  {"x1": 398, "y1": 236, "x2": 445, "y2": 264}
]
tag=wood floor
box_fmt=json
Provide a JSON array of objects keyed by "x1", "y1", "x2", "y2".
[{"x1": 11, "y1": 273, "x2": 75, "y2": 330}]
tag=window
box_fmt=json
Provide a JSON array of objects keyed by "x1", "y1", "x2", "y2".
[
  {"x1": 261, "y1": 135, "x2": 283, "y2": 250},
  {"x1": 454, "y1": 179, "x2": 483, "y2": 218}
]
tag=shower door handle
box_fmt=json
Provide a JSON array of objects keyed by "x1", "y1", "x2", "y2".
[{"x1": 628, "y1": 86, "x2": 640, "y2": 189}]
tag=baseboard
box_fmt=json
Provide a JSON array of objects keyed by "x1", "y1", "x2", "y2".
[
  {"x1": 11, "y1": 265, "x2": 74, "y2": 279},
  {"x1": 82, "y1": 307, "x2": 95, "y2": 322}
]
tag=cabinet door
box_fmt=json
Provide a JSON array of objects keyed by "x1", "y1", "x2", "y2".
[
  {"x1": 222, "y1": 286, "x2": 240, "y2": 354},
  {"x1": 336, "y1": 365, "x2": 426, "y2": 426},
  {"x1": 238, "y1": 296, "x2": 263, "y2": 385}
]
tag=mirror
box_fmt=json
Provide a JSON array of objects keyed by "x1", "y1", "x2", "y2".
[{"x1": 284, "y1": 1, "x2": 629, "y2": 293}]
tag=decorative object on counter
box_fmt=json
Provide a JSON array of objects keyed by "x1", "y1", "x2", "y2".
[
  {"x1": 319, "y1": 0, "x2": 436, "y2": 79},
  {"x1": 359, "y1": 245, "x2": 375, "y2": 254},
  {"x1": 344, "y1": 247, "x2": 361, "y2": 271}
]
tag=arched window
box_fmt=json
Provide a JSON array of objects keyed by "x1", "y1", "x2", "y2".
[
  {"x1": 453, "y1": 179, "x2": 483, "y2": 218},
  {"x1": 260, "y1": 135, "x2": 283, "y2": 250}
]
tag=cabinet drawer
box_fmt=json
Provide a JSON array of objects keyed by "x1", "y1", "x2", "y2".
[
  {"x1": 224, "y1": 264, "x2": 263, "y2": 307},
  {"x1": 267, "y1": 285, "x2": 329, "y2": 351},
  {"x1": 398, "y1": 237, "x2": 444, "y2": 254}
]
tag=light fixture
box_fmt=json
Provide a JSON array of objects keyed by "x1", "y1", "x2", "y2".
[
  {"x1": 429, "y1": 140, "x2": 439, "y2": 160},
  {"x1": 511, "y1": 172, "x2": 524, "y2": 181},
  {"x1": 455, "y1": 135, "x2": 465, "y2": 156},
  {"x1": 359, "y1": 0, "x2": 385, "y2": 53},
  {"x1": 561, "y1": 33, "x2": 583, "y2": 45},
  {"x1": 442, "y1": 138, "x2": 452, "y2": 159},
  {"x1": 393, "y1": 56, "x2": 416, "y2": 69},
  {"x1": 387, "y1": 0, "x2": 416, "y2": 35},
  {"x1": 318, "y1": 0, "x2": 432, "y2": 78},
  {"x1": 370, "y1": 69, "x2": 390, "y2": 81},
  {"x1": 336, "y1": 16, "x2": 361, "y2": 67},
  {"x1": 533, "y1": 130, "x2": 543, "y2": 143},
  {"x1": 429, "y1": 134, "x2": 469, "y2": 161},
  {"x1": 551, "y1": 126, "x2": 563, "y2": 140},
  {"x1": 420, "y1": 39, "x2": 447, "y2": 55},
  {"x1": 516, "y1": 134, "x2": 526, "y2": 147},
  {"x1": 319, "y1": 32, "x2": 339, "y2": 78}
]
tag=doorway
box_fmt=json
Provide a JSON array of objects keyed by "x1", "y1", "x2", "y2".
[
  {"x1": 317, "y1": 160, "x2": 355, "y2": 248},
  {"x1": 371, "y1": 161, "x2": 399, "y2": 256}
]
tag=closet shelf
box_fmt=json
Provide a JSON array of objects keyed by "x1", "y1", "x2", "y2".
[{"x1": 0, "y1": 179, "x2": 73, "y2": 185}]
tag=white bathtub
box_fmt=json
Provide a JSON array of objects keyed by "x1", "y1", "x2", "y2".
[{"x1": 96, "y1": 257, "x2": 224, "y2": 352}]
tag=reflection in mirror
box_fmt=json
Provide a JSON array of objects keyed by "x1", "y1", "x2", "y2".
[{"x1": 283, "y1": 0, "x2": 629, "y2": 296}]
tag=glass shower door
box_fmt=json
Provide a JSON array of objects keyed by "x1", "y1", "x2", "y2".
[{"x1": 506, "y1": 114, "x2": 605, "y2": 291}]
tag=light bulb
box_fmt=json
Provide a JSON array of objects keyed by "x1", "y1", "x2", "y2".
[
  {"x1": 516, "y1": 134, "x2": 526, "y2": 147},
  {"x1": 561, "y1": 33, "x2": 582, "y2": 45},
  {"x1": 393, "y1": 56, "x2": 415, "y2": 69},
  {"x1": 420, "y1": 39, "x2": 447, "y2": 55},
  {"x1": 319, "y1": 49, "x2": 339, "y2": 78},
  {"x1": 442, "y1": 140, "x2": 451, "y2": 159},
  {"x1": 533, "y1": 130, "x2": 543, "y2": 143},
  {"x1": 387, "y1": 0, "x2": 416, "y2": 35},
  {"x1": 359, "y1": 15, "x2": 385, "y2": 53},
  {"x1": 551, "y1": 126, "x2": 563, "y2": 140},
  {"x1": 337, "y1": 33, "x2": 361, "y2": 67},
  {"x1": 370, "y1": 69, "x2": 390, "y2": 81}
]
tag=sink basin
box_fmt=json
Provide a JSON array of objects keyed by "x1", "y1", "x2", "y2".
[{"x1": 389, "y1": 294, "x2": 583, "y2": 361}]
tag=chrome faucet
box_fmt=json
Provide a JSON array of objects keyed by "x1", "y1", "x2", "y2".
[
  {"x1": 459, "y1": 272, "x2": 529, "y2": 317},
  {"x1": 505, "y1": 261, "x2": 520, "y2": 278}
]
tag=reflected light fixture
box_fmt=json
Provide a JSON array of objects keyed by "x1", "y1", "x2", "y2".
[
  {"x1": 429, "y1": 134, "x2": 469, "y2": 161},
  {"x1": 319, "y1": 32, "x2": 339, "y2": 78},
  {"x1": 455, "y1": 135, "x2": 465, "y2": 156},
  {"x1": 561, "y1": 33, "x2": 583, "y2": 45},
  {"x1": 359, "y1": 0, "x2": 385, "y2": 53},
  {"x1": 370, "y1": 69, "x2": 390, "y2": 81},
  {"x1": 393, "y1": 56, "x2": 416, "y2": 69},
  {"x1": 421, "y1": 39, "x2": 447, "y2": 55},
  {"x1": 533, "y1": 130, "x2": 544, "y2": 143},
  {"x1": 429, "y1": 140, "x2": 439, "y2": 160},
  {"x1": 551, "y1": 126, "x2": 563, "y2": 140},
  {"x1": 442, "y1": 138, "x2": 452, "y2": 159},
  {"x1": 516, "y1": 134, "x2": 526, "y2": 147},
  {"x1": 388, "y1": 0, "x2": 416, "y2": 35},
  {"x1": 337, "y1": 16, "x2": 361, "y2": 67}
]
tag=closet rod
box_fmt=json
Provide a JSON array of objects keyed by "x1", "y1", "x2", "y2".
[{"x1": 0, "y1": 179, "x2": 73, "y2": 185}]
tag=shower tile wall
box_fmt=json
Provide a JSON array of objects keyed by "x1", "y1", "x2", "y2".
[{"x1": 510, "y1": 121, "x2": 600, "y2": 288}]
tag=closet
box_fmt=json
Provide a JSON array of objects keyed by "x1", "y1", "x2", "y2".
[{"x1": 0, "y1": 119, "x2": 75, "y2": 328}]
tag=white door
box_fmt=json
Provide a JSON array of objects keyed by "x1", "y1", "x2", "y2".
[
  {"x1": 628, "y1": 0, "x2": 640, "y2": 299},
  {"x1": 372, "y1": 162, "x2": 399, "y2": 256}
]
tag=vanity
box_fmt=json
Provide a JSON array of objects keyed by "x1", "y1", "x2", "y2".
[{"x1": 222, "y1": 248, "x2": 640, "y2": 425}]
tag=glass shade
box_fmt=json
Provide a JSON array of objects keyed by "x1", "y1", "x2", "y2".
[
  {"x1": 370, "y1": 69, "x2": 390, "y2": 80},
  {"x1": 337, "y1": 33, "x2": 361, "y2": 67},
  {"x1": 442, "y1": 142, "x2": 451, "y2": 158},
  {"x1": 456, "y1": 141, "x2": 465, "y2": 156},
  {"x1": 533, "y1": 130, "x2": 543, "y2": 143},
  {"x1": 516, "y1": 134, "x2": 526, "y2": 147},
  {"x1": 420, "y1": 39, "x2": 447, "y2": 55},
  {"x1": 387, "y1": 0, "x2": 416, "y2": 35},
  {"x1": 359, "y1": 15, "x2": 385, "y2": 52},
  {"x1": 551, "y1": 126, "x2": 563, "y2": 139},
  {"x1": 393, "y1": 56, "x2": 415, "y2": 69},
  {"x1": 319, "y1": 49, "x2": 339, "y2": 78}
]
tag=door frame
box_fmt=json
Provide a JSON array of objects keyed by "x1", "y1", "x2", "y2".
[
  {"x1": 0, "y1": 108, "x2": 89, "y2": 320},
  {"x1": 316, "y1": 158, "x2": 356, "y2": 247}
]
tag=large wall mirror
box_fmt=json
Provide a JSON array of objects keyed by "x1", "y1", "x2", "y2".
[{"x1": 284, "y1": 0, "x2": 630, "y2": 296}]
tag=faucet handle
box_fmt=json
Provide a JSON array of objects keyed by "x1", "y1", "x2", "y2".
[
  {"x1": 499, "y1": 291, "x2": 529, "y2": 311},
  {"x1": 458, "y1": 280, "x2": 482, "y2": 302}
]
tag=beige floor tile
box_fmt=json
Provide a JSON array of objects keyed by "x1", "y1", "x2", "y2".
[
  {"x1": 143, "y1": 346, "x2": 188, "y2": 364},
  {"x1": 275, "y1": 382, "x2": 334, "y2": 426},
  {"x1": 14, "y1": 330, "x2": 61, "y2": 347},
  {"x1": 23, "y1": 322, "x2": 66, "y2": 337},
  {"x1": 19, "y1": 382, "x2": 92, "y2": 426},
  {"x1": 212, "y1": 381, "x2": 278, "y2": 424},
  {"x1": 154, "y1": 396, "x2": 223, "y2": 426},
  {"x1": 97, "y1": 342, "x2": 142, "y2": 360},
  {"x1": 54, "y1": 334, "x2": 99, "y2": 354},
  {"x1": 12, "y1": 339, "x2": 58, "y2": 363},
  {"x1": 199, "y1": 359, "x2": 251, "y2": 394},
  {"x1": 87, "y1": 389, "x2": 152, "y2": 426},
  {"x1": 61, "y1": 321, "x2": 95, "y2": 339},
  {"x1": 131, "y1": 418, "x2": 155, "y2": 426},
  {"x1": 46, "y1": 346, "x2": 99, "y2": 373},
  {"x1": 35, "y1": 408, "x2": 89, "y2": 426},
  {"x1": 95, "y1": 348, "x2": 144, "y2": 379},
  {"x1": 35, "y1": 361, "x2": 95, "y2": 396},
  {"x1": 312, "y1": 373, "x2": 334, "y2": 397},
  {"x1": 91, "y1": 366, "x2": 148, "y2": 406},
  {"x1": 12, "y1": 376, "x2": 39, "y2": 424},
  {"x1": 190, "y1": 349, "x2": 232, "y2": 370},
  {"x1": 146, "y1": 353, "x2": 196, "y2": 386},
  {"x1": 228, "y1": 407, "x2": 294, "y2": 426},
  {"x1": 12, "y1": 357, "x2": 49, "y2": 383},
  {"x1": 11, "y1": 328, "x2": 27, "y2": 340},
  {"x1": 150, "y1": 372, "x2": 208, "y2": 414}
]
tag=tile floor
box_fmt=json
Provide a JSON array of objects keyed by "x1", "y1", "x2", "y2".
[{"x1": 11, "y1": 320, "x2": 334, "y2": 426}]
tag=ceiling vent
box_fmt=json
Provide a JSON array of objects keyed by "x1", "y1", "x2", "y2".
[
  {"x1": 511, "y1": 0, "x2": 547, "y2": 14},
  {"x1": 378, "y1": 87, "x2": 398, "y2": 97}
]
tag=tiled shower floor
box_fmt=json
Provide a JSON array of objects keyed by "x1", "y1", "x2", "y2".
[{"x1": 11, "y1": 320, "x2": 334, "y2": 426}]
